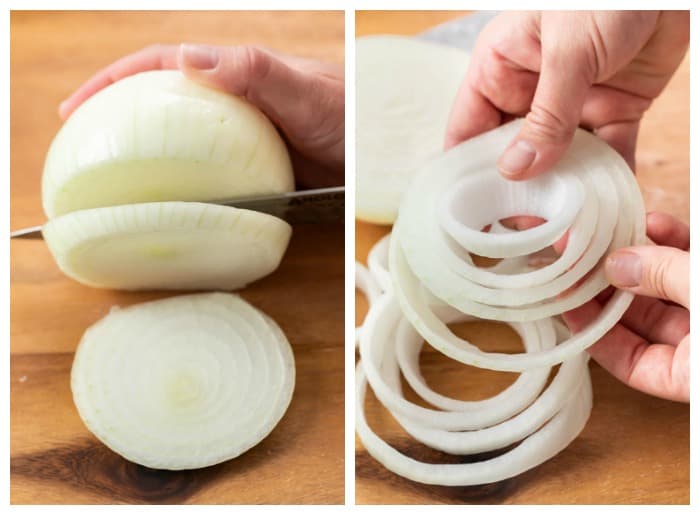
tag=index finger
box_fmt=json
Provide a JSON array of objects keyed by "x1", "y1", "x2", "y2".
[{"x1": 59, "y1": 44, "x2": 178, "y2": 120}]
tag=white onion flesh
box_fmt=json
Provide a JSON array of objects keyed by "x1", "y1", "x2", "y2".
[
  {"x1": 393, "y1": 120, "x2": 645, "y2": 370},
  {"x1": 71, "y1": 292, "x2": 295, "y2": 470},
  {"x1": 42, "y1": 70, "x2": 294, "y2": 218},
  {"x1": 356, "y1": 36, "x2": 470, "y2": 224},
  {"x1": 43, "y1": 201, "x2": 292, "y2": 291},
  {"x1": 356, "y1": 363, "x2": 592, "y2": 486},
  {"x1": 356, "y1": 119, "x2": 645, "y2": 486}
]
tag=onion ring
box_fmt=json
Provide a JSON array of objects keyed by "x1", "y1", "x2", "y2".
[{"x1": 356, "y1": 120, "x2": 645, "y2": 486}]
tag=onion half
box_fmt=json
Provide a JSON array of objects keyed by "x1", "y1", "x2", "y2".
[{"x1": 43, "y1": 71, "x2": 294, "y2": 218}]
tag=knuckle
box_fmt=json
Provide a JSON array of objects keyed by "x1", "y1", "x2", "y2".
[
  {"x1": 647, "y1": 254, "x2": 673, "y2": 300},
  {"x1": 525, "y1": 103, "x2": 576, "y2": 144},
  {"x1": 477, "y1": 50, "x2": 533, "y2": 114},
  {"x1": 238, "y1": 46, "x2": 271, "y2": 82}
]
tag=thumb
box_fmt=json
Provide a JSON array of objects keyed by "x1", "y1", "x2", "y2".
[
  {"x1": 498, "y1": 24, "x2": 594, "y2": 180},
  {"x1": 177, "y1": 43, "x2": 343, "y2": 170},
  {"x1": 605, "y1": 246, "x2": 689, "y2": 308}
]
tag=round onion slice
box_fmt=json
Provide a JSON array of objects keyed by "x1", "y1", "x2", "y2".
[
  {"x1": 356, "y1": 36, "x2": 470, "y2": 224},
  {"x1": 43, "y1": 201, "x2": 292, "y2": 291},
  {"x1": 71, "y1": 292, "x2": 295, "y2": 470}
]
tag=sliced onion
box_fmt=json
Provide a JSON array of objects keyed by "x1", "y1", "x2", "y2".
[
  {"x1": 367, "y1": 234, "x2": 392, "y2": 292},
  {"x1": 356, "y1": 36, "x2": 470, "y2": 224},
  {"x1": 43, "y1": 201, "x2": 292, "y2": 291},
  {"x1": 356, "y1": 119, "x2": 646, "y2": 486},
  {"x1": 355, "y1": 262, "x2": 383, "y2": 346},
  {"x1": 71, "y1": 292, "x2": 295, "y2": 470},
  {"x1": 355, "y1": 262, "x2": 383, "y2": 305},
  {"x1": 42, "y1": 70, "x2": 293, "y2": 218},
  {"x1": 356, "y1": 361, "x2": 592, "y2": 486},
  {"x1": 359, "y1": 294, "x2": 552, "y2": 430},
  {"x1": 391, "y1": 120, "x2": 645, "y2": 370}
]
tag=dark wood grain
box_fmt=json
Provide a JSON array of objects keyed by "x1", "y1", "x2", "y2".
[
  {"x1": 355, "y1": 10, "x2": 689, "y2": 505},
  {"x1": 10, "y1": 11, "x2": 344, "y2": 505}
]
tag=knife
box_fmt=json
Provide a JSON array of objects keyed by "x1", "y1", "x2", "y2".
[{"x1": 10, "y1": 186, "x2": 345, "y2": 239}]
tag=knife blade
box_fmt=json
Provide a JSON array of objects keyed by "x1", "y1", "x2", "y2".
[{"x1": 10, "y1": 186, "x2": 345, "y2": 240}]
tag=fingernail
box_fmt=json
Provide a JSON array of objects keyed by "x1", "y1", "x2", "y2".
[
  {"x1": 498, "y1": 140, "x2": 536, "y2": 177},
  {"x1": 606, "y1": 251, "x2": 642, "y2": 287},
  {"x1": 181, "y1": 44, "x2": 219, "y2": 70}
]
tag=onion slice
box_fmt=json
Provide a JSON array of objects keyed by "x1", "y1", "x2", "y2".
[
  {"x1": 43, "y1": 201, "x2": 292, "y2": 291},
  {"x1": 356, "y1": 36, "x2": 470, "y2": 224},
  {"x1": 71, "y1": 292, "x2": 295, "y2": 470}
]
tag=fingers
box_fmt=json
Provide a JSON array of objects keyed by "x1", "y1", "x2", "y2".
[
  {"x1": 497, "y1": 14, "x2": 595, "y2": 180},
  {"x1": 605, "y1": 246, "x2": 689, "y2": 308},
  {"x1": 177, "y1": 44, "x2": 344, "y2": 171},
  {"x1": 646, "y1": 211, "x2": 690, "y2": 250},
  {"x1": 445, "y1": 12, "x2": 541, "y2": 149},
  {"x1": 618, "y1": 295, "x2": 690, "y2": 346},
  {"x1": 444, "y1": 80, "x2": 502, "y2": 150},
  {"x1": 564, "y1": 300, "x2": 689, "y2": 402},
  {"x1": 59, "y1": 44, "x2": 178, "y2": 119},
  {"x1": 592, "y1": 120, "x2": 640, "y2": 170},
  {"x1": 579, "y1": 85, "x2": 650, "y2": 168}
]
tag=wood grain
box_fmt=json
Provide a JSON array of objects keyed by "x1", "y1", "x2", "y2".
[
  {"x1": 355, "y1": 10, "x2": 689, "y2": 505},
  {"x1": 10, "y1": 11, "x2": 344, "y2": 505}
]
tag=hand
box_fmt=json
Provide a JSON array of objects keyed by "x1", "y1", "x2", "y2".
[
  {"x1": 563, "y1": 212, "x2": 689, "y2": 402},
  {"x1": 58, "y1": 44, "x2": 345, "y2": 189},
  {"x1": 446, "y1": 11, "x2": 689, "y2": 179}
]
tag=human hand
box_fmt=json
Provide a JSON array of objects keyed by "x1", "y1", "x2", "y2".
[
  {"x1": 563, "y1": 212, "x2": 689, "y2": 402},
  {"x1": 446, "y1": 10, "x2": 689, "y2": 179},
  {"x1": 58, "y1": 44, "x2": 344, "y2": 189}
]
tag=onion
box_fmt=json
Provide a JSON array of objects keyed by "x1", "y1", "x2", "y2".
[
  {"x1": 356, "y1": 36, "x2": 470, "y2": 224},
  {"x1": 43, "y1": 201, "x2": 292, "y2": 291},
  {"x1": 355, "y1": 119, "x2": 645, "y2": 486},
  {"x1": 392, "y1": 120, "x2": 645, "y2": 371},
  {"x1": 356, "y1": 362, "x2": 592, "y2": 486},
  {"x1": 355, "y1": 262, "x2": 383, "y2": 346},
  {"x1": 71, "y1": 292, "x2": 295, "y2": 470},
  {"x1": 42, "y1": 70, "x2": 293, "y2": 218}
]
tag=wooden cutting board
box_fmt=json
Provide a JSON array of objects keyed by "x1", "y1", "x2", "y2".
[
  {"x1": 355, "y1": 10, "x2": 689, "y2": 505},
  {"x1": 10, "y1": 11, "x2": 344, "y2": 505}
]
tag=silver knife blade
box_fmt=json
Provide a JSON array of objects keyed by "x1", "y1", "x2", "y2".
[{"x1": 10, "y1": 186, "x2": 345, "y2": 240}]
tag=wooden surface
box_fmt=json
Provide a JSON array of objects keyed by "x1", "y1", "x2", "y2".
[
  {"x1": 10, "y1": 11, "x2": 344, "y2": 505},
  {"x1": 355, "y1": 11, "x2": 689, "y2": 505}
]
